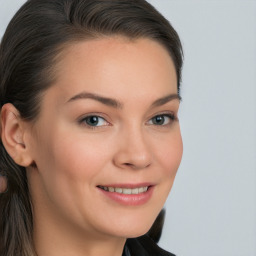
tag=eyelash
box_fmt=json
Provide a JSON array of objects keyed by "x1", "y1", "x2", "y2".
[{"x1": 78, "y1": 112, "x2": 177, "y2": 130}]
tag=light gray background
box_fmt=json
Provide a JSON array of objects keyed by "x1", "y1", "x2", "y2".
[{"x1": 0, "y1": 1, "x2": 255, "y2": 256}]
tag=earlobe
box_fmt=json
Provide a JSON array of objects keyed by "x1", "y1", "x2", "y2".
[{"x1": 0, "y1": 103, "x2": 34, "y2": 167}]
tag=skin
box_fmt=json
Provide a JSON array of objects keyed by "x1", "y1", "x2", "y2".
[
  {"x1": 0, "y1": 176, "x2": 7, "y2": 193},
  {"x1": 0, "y1": 123, "x2": 7, "y2": 193},
  {"x1": 1, "y1": 37, "x2": 183, "y2": 256}
]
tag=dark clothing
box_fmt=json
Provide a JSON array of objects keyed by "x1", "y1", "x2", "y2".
[{"x1": 123, "y1": 235, "x2": 175, "y2": 256}]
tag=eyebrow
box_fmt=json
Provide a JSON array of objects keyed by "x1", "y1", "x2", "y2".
[
  {"x1": 67, "y1": 92, "x2": 181, "y2": 108},
  {"x1": 67, "y1": 92, "x2": 123, "y2": 108},
  {"x1": 151, "y1": 94, "x2": 182, "y2": 107}
]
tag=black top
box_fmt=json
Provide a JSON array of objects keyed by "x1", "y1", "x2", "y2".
[{"x1": 123, "y1": 235, "x2": 175, "y2": 256}]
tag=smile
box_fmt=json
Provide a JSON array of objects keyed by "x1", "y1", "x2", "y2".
[
  {"x1": 97, "y1": 184, "x2": 154, "y2": 206},
  {"x1": 98, "y1": 186, "x2": 149, "y2": 194}
]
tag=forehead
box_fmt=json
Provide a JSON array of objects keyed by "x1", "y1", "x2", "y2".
[{"x1": 47, "y1": 37, "x2": 177, "y2": 105}]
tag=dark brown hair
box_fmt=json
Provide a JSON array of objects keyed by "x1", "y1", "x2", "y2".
[{"x1": 0, "y1": 0, "x2": 183, "y2": 255}]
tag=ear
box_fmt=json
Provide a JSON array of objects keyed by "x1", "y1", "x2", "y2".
[{"x1": 0, "y1": 103, "x2": 34, "y2": 167}]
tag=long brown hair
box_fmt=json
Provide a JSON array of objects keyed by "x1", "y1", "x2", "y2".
[{"x1": 0, "y1": 1, "x2": 183, "y2": 255}]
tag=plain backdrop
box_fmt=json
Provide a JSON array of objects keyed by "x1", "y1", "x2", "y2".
[{"x1": 0, "y1": 1, "x2": 256, "y2": 256}]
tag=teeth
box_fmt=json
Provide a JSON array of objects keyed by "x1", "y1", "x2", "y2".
[
  {"x1": 100, "y1": 186, "x2": 149, "y2": 194},
  {"x1": 115, "y1": 188, "x2": 122, "y2": 193},
  {"x1": 132, "y1": 188, "x2": 139, "y2": 194},
  {"x1": 138, "y1": 187, "x2": 144, "y2": 193},
  {"x1": 122, "y1": 188, "x2": 131, "y2": 194},
  {"x1": 109, "y1": 187, "x2": 115, "y2": 192}
]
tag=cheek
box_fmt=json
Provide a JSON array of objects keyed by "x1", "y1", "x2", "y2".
[
  {"x1": 156, "y1": 130, "x2": 183, "y2": 179},
  {"x1": 48, "y1": 133, "x2": 110, "y2": 182},
  {"x1": 30, "y1": 130, "x2": 114, "y2": 218}
]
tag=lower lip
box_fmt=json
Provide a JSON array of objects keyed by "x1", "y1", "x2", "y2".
[{"x1": 98, "y1": 186, "x2": 154, "y2": 206}]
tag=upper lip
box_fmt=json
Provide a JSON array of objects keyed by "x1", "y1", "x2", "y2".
[{"x1": 97, "y1": 183, "x2": 154, "y2": 189}]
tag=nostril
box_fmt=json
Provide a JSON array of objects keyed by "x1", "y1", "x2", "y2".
[{"x1": 123, "y1": 162, "x2": 151, "y2": 170}]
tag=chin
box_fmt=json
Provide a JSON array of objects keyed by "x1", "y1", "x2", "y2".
[{"x1": 101, "y1": 215, "x2": 157, "y2": 239}]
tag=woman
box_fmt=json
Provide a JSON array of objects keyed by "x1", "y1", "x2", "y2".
[{"x1": 0, "y1": 0, "x2": 183, "y2": 255}]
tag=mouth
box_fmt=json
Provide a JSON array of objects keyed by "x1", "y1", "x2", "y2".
[
  {"x1": 97, "y1": 185, "x2": 150, "y2": 194},
  {"x1": 97, "y1": 184, "x2": 154, "y2": 206}
]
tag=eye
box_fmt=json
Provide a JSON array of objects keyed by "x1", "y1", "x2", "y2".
[
  {"x1": 148, "y1": 114, "x2": 176, "y2": 126},
  {"x1": 79, "y1": 115, "x2": 109, "y2": 128}
]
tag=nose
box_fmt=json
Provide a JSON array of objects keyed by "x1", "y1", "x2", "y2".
[{"x1": 113, "y1": 127, "x2": 152, "y2": 170}]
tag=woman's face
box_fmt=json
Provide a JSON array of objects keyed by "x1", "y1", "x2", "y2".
[{"x1": 27, "y1": 37, "x2": 183, "y2": 240}]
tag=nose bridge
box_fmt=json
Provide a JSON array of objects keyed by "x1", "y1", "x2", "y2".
[{"x1": 113, "y1": 123, "x2": 152, "y2": 170}]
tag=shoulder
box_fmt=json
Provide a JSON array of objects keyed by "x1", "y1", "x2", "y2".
[{"x1": 125, "y1": 234, "x2": 176, "y2": 256}]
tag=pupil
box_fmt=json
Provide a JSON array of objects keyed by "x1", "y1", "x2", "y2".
[
  {"x1": 87, "y1": 116, "x2": 99, "y2": 126},
  {"x1": 154, "y1": 116, "x2": 164, "y2": 125}
]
